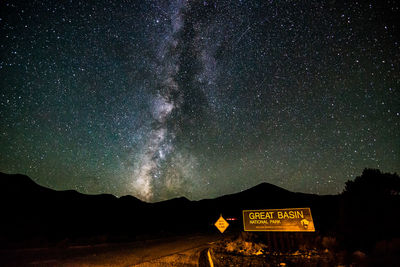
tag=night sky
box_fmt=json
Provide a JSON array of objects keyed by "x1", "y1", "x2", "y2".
[{"x1": 1, "y1": 0, "x2": 399, "y2": 202}]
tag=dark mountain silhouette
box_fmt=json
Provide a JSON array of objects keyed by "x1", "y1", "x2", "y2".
[
  {"x1": 0, "y1": 172, "x2": 146, "y2": 246},
  {"x1": 1, "y1": 169, "x2": 399, "y2": 252}
]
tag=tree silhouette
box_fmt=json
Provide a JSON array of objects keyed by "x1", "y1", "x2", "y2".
[
  {"x1": 339, "y1": 169, "x2": 400, "y2": 251},
  {"x1": 343, "y1": 168, "x2": 400, "y2": 196}
]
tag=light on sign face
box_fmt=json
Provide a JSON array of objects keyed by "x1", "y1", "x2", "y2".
[
  {"x1": 214, "y1": 215, "x2": 229, "y2": 233},
  {"x1": 243, "y1": 208, "x2": 315, "y2": 232}
]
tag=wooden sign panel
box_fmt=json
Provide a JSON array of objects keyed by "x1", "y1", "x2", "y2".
[{"x1": 243, "y1": 208, "x2": 315, "y2": 232}]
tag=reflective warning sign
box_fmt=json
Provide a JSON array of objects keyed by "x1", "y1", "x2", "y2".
[{"x1": 215, "y1": 215, "x2": 229, "y2": 233}]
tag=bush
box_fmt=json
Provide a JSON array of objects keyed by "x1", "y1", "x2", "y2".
[{"x1": 343, "y1": 169, "x2": 400, "y2": 196}]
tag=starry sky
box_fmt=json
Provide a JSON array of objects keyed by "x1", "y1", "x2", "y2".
[{"x1": 0, "y1": 0, "x2": 399, "y2": 202}]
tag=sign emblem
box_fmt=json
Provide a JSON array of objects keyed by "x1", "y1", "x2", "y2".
[{"x1": 214, "y1": 215, "x2": 229, "y2": 233}]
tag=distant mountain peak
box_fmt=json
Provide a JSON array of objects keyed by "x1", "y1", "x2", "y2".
[
  {"x1": 245, "y1": 182, "x2": 291, "y2": 194},
  {"x1": 0, "y1": 172, "x2": 52, "y2": 195}
]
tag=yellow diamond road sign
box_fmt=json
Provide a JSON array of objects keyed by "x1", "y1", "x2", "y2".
[{"x1": 215, "y1": 215, "x2": 229, "y2": 233}]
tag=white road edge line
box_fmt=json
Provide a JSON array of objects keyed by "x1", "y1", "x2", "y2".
[{"x1": 207, "y1": 248, "x2": 214, "y2": 267}]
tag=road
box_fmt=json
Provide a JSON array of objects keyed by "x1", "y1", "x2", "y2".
[{"x1": 0, "y1": 234, "x2": 224, "y2": 267}]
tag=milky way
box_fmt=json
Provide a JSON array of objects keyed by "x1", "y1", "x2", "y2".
[
  {"x1": 0, "y1": 0, "x2": 399, "y2": 201},
  {"x1": 131, "y1": 1, "x2": 187, "y2": 200}
]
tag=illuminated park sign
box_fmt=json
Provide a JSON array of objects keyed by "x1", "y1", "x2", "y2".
[{"x1": 243, "y1": 208, "x2": 315, "y2": 232}]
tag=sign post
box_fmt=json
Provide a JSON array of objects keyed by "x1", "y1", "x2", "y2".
[{"x1": 243, "y1": 208, "x2": 315, "y2": 232}]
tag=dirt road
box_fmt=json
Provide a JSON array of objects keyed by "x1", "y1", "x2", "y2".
[{"x1": 0, "y1": 234, "x2": 223, "y2": 266}]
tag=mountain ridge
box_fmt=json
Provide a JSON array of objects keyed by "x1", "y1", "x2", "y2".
[
  {"x1": 1, "y1": 171, "x2": 327, "y2": 247},
  {"x1": 0, "y1": 171, "x2": 309, "y2": 202},
  {"x1": 2, "y1": 170, "x2": 398, "y2": 252}
]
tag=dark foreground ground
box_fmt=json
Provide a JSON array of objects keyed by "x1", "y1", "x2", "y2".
[
  {"x1": 0, "y1": 233, "x2": 222, "y2": 266},
  {"x1": 2, "y1": 232, "x2": 400, "y2": 267}
]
